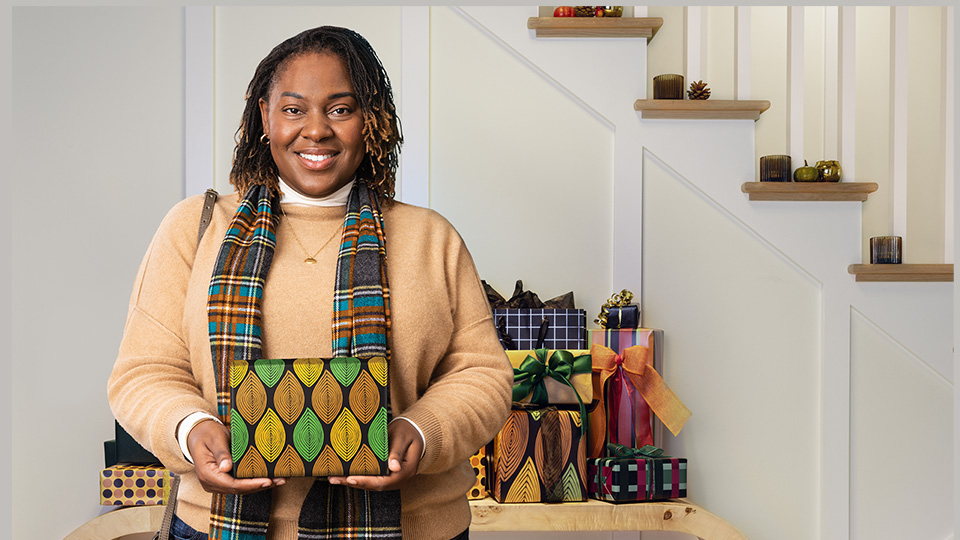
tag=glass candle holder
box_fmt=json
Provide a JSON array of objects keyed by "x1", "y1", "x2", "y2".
[
  {"x1": 760, "y1": 154, "x2": 792, "y2": 182},
  {"x1": 870, "y1": 236, "x2": 902, "y2": 264},
  {"x1": 653, "y1": 74, "x2": 684, "y2": 100}
]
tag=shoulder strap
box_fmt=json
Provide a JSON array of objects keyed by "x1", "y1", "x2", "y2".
[
  {"x1": 153, "y1": 473, "x2": 180, "y2": 540},
  {"x1": 198, "y1": 188, "x2": 219, "y2": 244}
]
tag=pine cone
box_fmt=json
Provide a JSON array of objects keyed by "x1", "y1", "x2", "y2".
[
  {"x1": 574, "y1": 6, "x2": 596, "y2": 17},
  {"x1": 687, "y1": 80, "x2": 711, "y2": 100}
]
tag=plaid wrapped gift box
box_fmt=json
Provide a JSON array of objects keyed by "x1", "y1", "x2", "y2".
[
  {"x1": 491, "y1": 407, "x2": 587, "y2": 503},
  {"x1": 587, "y1": 444, "x2": 687, "y2": 503},
  {"x1": 493, "y1": 308, "x2": 586, "y2": 350},
  {"x1": 100, "y1": 464, "x2": 173, "y2": 506},
  {"x1": 229, "y1": 356, "x2": 390, "y2": 478},
  {"x1": 467, "y1": 445, "x2": 490, "y2": 499}
]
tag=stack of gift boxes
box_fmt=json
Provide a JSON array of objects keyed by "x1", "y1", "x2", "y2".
[
  {"x1": 470, "y1": 283, "x2": 691, "y2": 504},
  {"x1": 100, "y1": 421, "x2": 174, "y2": 506}
]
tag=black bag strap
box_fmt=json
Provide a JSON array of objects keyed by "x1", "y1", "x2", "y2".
[
  {"x1": 197, "y1": 188, "x2": 219, "y2": 244},
  {"x1": 534, "y1": 317, "x2": 550, "y2": 349}
]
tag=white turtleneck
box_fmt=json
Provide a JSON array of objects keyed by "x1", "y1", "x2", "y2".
[{"x1": 278, "y1": 177, "x2": 354, "y2": 206}]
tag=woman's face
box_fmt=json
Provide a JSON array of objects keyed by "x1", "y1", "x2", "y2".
[{"x1": 259, "y1": 52, "x2": 365, "y2": 198}]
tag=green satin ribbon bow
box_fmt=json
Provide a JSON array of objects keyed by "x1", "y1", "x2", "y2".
[
  {"x1": 606, "y1": 442, "x2": 668, "y2": 459},
  {"x1": 512, "y1": 348, "x2": 592, "y2": 404},
  {"x1": 512, "y1": 349, "x2": 591, "y2": 439}
]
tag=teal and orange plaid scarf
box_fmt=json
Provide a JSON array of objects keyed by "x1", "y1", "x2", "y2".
[{"x1": 207, "y1": 183, "x2": 401, "y2": 540}]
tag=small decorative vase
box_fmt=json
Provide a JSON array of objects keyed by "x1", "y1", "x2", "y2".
[
  {"x1": 602, "y1": 6, "x2": 624, "y2": 17},
  {"x1": 653, "y1": 74, "x2": 684, "y2": 100},
  {"x1": 816, "y1": 160, "x2": 842, "y2": 182},
  {"x1": 870, "y1": 236, "x2": 902, "y2": 264},
  {"x1": 760, "y1": 154, "x2": 792, "y2": 182}
]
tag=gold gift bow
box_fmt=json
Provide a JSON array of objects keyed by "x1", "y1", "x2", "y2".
[
  {"x1": 588, "y1": 343, "x2": 691, "y2": 457},
  {"x1": 594, "y1": 289, "x2": 634, "y2": 328}
]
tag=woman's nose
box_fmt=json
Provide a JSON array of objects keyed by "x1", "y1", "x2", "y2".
[{"x1": 302, "y1": 113, "x2": 333, "y2": 141}]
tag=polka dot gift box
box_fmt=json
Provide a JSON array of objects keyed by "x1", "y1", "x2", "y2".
[{"x1": 100, "y1": 464, "x2": 174, "y2": 506}]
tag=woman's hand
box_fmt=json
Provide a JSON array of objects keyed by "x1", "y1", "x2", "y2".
[
  {"x1": 186, "y1": 419, "x2": 286, "y2": 494},
  {"x1": 327, "y1": 418, "x2": 423, "y2": 491}
]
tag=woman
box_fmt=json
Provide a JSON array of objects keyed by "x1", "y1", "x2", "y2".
[{"x1": 108, "y1": 26, "x2": 513, "y2": 540}]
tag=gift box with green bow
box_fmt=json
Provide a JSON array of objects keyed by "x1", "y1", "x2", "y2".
[{"x1": 587, "y1": 443, "x2": 687, "y2": 503}]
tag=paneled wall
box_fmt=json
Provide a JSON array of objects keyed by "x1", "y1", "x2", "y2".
[{"x1": 649, "y1": 6, "x2": 954, "y2": 264}]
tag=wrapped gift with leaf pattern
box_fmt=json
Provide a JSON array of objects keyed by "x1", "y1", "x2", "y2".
[
  {"x1": 229, "y1": 356, "x2": 389, "y2": 478},
  {"x1": 490, "y1": 407, "x2": 587, "y2": 503}
]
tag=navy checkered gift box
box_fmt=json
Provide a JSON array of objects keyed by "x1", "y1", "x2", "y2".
[{"x1": 492, "y1": 308, "x2": 586, "y2": 350}]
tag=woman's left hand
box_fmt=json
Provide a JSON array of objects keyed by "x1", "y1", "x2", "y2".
[{"x1": 327, "y1": 418, "x2": 423, "y2": 491}]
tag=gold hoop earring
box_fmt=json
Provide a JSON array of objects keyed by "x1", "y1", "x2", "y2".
[{"x1": 260, "y1": 134, "x2": 269, "y2": 144}]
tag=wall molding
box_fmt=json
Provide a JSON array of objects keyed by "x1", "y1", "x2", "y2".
[
  {"x1": 643, "y1": 148, "x2": 822, "y2": 289},
  {"x1": 892, "y1": 6, "x2": 908, "y2": 239},
  {"x1": 448, "y1": 7, "x2": 613, "y2": 130},
  {"x1": 184, "y1": 5, "x2": 215, "y2": 199},
  {"x1": 399, "y1": 6, "x2": 430, "y2": 207}
]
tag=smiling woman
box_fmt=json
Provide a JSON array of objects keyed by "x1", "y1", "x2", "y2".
[
  {"x1": 107, "y1": 25, "x2": 513, "y2": 540},
  {"x1": 258, "y1": 53, "x2": 366, "y2": 198}
]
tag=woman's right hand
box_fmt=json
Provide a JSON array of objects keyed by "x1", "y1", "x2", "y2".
[{"x1": 187, "y1": 419, "x2": 286, "y2": 494}]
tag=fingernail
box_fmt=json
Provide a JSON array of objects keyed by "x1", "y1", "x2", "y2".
[
  {"x1": 328, "y1": 478, "x2": 341, "y2": 485},
  {"x1": 346, "y1": 478, "x2": 357, "y2": 485}
]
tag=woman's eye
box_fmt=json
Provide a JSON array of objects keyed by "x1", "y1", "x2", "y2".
[
  {"x1": 282, "y1": 106, "x2": 302, "y2": 115},
  {"x1": 330, "y1": 106, "x2": 352, "y2": 116}
]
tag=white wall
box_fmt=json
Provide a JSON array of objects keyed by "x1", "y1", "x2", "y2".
[
  {"x1": 643, "y1": 152, "x2": 821, "y2": 540},
  {"x1": 11, "y1": 7, "x2": 185, "y2": 540},
  {"x1": 428, "y1": 6, "x2": 614, "y2": 315}
]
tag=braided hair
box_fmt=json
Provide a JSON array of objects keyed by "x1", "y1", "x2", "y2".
[{"x1": 229, "y1": 26, "x2": 402, "y2": 201}]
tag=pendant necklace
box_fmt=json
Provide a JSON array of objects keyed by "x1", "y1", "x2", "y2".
[{"x1": 282, "y1": 210, "x2": 341, "y2": 264}]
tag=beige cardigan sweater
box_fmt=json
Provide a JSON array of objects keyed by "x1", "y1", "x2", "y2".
[{"x1": 108, "y1": 191, "x2": 513, "y2": 540}]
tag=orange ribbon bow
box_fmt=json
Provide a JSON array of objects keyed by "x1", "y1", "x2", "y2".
[{"x1": 588, "y1": 343, "x2": 692, "y2": 458}]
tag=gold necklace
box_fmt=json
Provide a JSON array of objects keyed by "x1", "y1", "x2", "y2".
[{"x1": 281, "y1": 211, "x2": 341, "y2": 264}]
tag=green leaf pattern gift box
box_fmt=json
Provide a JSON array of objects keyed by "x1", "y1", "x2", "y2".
[{"x1": 229, "y1": 356, "x2": 389, "y2": 478}]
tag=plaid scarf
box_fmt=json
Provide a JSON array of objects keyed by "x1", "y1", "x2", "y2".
[{"x1": 207, "y1": 183, "x2": 402, "y2": 540}]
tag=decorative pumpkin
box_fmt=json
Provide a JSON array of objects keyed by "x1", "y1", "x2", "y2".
[{"x1": 793, "y1": 160, "x2": 818, "y2": 182}]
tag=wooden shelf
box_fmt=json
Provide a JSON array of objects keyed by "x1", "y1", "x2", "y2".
[
  {"x1": 741, "y1": 182, "x2": 878, "y2": 201},
  {"x1": 527, "y1": 17, "x2": 663, "y2": 39},
  {"x1": 68, "y1": 498, "x2": 747, "y2": 540},
  {"x1": 633, "y1": 99, "x2": 771, "y2": 120},
  {"x1": 470, "y1": 497, "x2": 746, "y2": 538},
  {"x1": 847, "y1": 264, "x2": 953, "y2": 282}
]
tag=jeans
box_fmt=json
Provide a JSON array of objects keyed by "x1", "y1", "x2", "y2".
[
  {"x1": 169, "y1": 514, "x2": 469, "y2": 540},
  {"x1": 170, "y1": 514, "x2": 207, "y2": 540}
]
